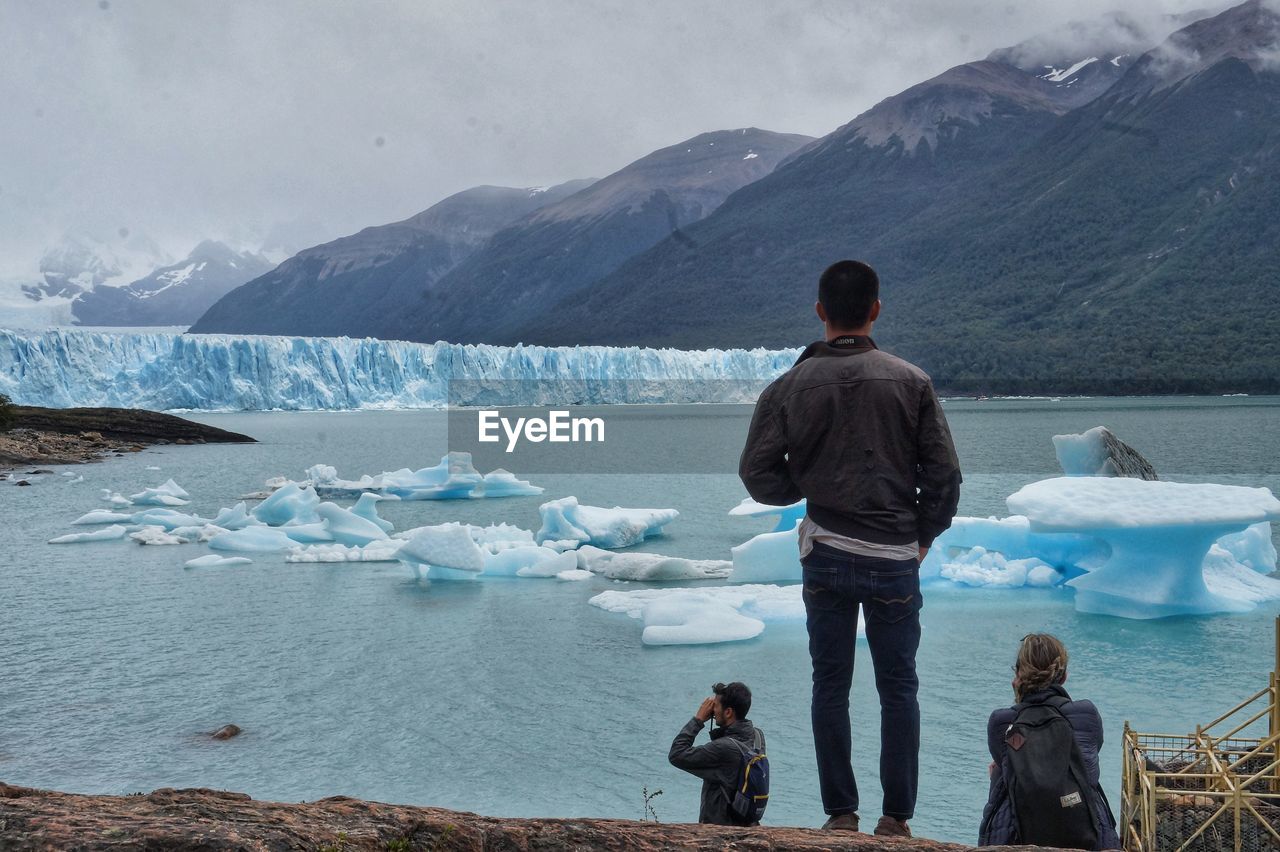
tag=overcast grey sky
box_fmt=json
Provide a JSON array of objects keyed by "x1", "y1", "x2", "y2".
[{"x1": 0, "y1": 0, "x2": 1218, "y2": 280}]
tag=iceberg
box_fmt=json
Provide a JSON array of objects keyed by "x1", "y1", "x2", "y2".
[
  {"x1": 208, "y1": 527, "x2": 299, "y2": 553},
  {"x1": 573, "y1": 545, "x2": 731, "y2": 581},
  {"x1": 514, "y1": 551, "x2": 579, "y2": 578},
  {"x1": 129, "y1": 508, "x2": 212, "y2": 530},
  {"x1": 72, "y1": 510, "x2": 134, "y2": 525},
  {"x1": 729, "y1": 526, "x2": 802, "y2": 584},
  {"x1": 127, "y1": 478, "x2": 191, "y2": 507},
  {"x1": 298, "y1": 453, "x2": 540, "y2": 500},
  {"x1": 129, "y1": 526, "x2": 187, "y2": 546},
  {"x1": 184, "y1": 555, "x2": 253, "y2": 568},
  {"x1": 49, "y1": 525, "x2": 127, "y2": 544},
  {"x1": 0, "y1": 328, "x2": 795, "y2": 410},
  {"x1": 729, "y1": 497, "x2": 806, "y2": 532},
  {"x1": 1006, "y1": 477, "x2": 1280, "y2": 618},
  {"x1": 350, "y1": 493, "x2": 394, "y2": 533},
  {"x1": 210, "y1": 502, "x2": 263, "y2": 530},
  {"x1": 285, "y1": 540, "x2": 405, "y2": 562},
  {"x1": 252, "y1": 483, "x2": 321, "y2": 526},
  {"x1": 590, "y1": 584, "x2": 866, "y2": 646},
  {"x1": 396, "y1": 523, "x2": 486, "y2": 580},
  {"x1": 314, "y1": 501, "x2": 388, "y2": 547},
  {"x1": 938, "y1": 547, "x2": 1063, "y2": 588},
  {"x1": 1052, "y1": 426, "x2": 1157, "y2": 479},
  {"x1": 535, "y1": 497, "x2": 678, "y2": 548}
]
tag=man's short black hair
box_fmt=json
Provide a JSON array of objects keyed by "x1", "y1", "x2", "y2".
[
  {"x1": 818, "y1": 260, "x2": 879, "y2": 328},
  {"x1": 712, "y1": 681, "x2": 752, "y2": 719}
]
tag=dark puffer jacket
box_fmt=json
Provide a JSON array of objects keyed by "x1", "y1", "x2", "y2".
[{"x1": 979, "y1": 685, "x2": 1120, "y2": 850}]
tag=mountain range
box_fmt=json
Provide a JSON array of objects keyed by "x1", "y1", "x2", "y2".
[
  {"x1": 507, "y1": 0, "x2": 1280, "y2": 393},
  {"x1": 86, "y1": 0, "x2": 1280, "y2": 393},
  {"x1": 190, "y1": 127, "x2": 812, "y2": 339}
]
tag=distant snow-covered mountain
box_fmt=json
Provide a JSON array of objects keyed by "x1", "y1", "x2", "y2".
[
  {"x1": 71, "y1": 241, "x2": 274, "y2": 326},
  {"x1": 19, "y1": 232, "x2": 174, "y2": 303}
]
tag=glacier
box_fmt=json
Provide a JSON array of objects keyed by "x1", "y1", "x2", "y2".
[{"x1": 1, "y1": 328, "x2": 797, "y2": 410}]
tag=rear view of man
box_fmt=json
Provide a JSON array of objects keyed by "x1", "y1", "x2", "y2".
[{"x1": 739, "y1": 260, "x2": 961, "y2": 838}]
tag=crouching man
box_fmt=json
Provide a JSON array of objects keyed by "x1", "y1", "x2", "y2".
[{"x1": 668, "y1": 681, "x2": 768, "y2": 825}]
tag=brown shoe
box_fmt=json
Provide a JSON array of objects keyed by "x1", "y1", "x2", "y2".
[
  {"x1": 873, "y1": 815, "x2": 912, "y2": 838},
  {"x1": 821, "y1": 812, "x2": 860, "y2": 832}
]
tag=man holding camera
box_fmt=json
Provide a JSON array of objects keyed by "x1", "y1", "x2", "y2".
[{"x1": 668, "y1": 681, "x2": 765, "y2": 825}]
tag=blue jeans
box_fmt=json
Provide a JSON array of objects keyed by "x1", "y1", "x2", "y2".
[{"x1": 801, "y1": 541, "x2": 922, "y2": 821}]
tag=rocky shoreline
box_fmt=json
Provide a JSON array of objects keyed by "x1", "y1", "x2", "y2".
[
  {"x1": 0, "y1": 783, "x2": 1058, "y2": 851},
  {"x1": 0, "y1": 406, "x2": 254, "y2": 470}
]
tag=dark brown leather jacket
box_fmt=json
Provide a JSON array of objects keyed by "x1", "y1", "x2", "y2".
[{"x1": 738, "y1": 336, "x2": 961, "y2": 548}]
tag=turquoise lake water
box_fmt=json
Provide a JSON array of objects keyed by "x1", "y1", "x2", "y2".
[{"x1": 1, "y1": 396, "x2": 1278, "y2": 843}]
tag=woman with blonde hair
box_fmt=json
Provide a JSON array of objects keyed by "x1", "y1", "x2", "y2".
[{"x1": 978, "y1": 634, "x2": 1119, "y2": 850}]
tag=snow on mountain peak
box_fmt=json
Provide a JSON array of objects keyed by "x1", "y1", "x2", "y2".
[{"x1": 1040, "y1": 56, "x2": 1100, "y2": 82}]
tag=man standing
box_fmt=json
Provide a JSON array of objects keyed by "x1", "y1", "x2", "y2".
[
  {"x1": 668, "y1": 681, "x2": 766, "y2": 825},
  {"x1": 738, "y1": 260, "x2": 961, "y2": 838}
]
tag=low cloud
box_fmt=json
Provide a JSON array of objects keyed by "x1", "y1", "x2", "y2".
[{"x1": 0, "y1": 0, "x2": 1224, "y2": 282}]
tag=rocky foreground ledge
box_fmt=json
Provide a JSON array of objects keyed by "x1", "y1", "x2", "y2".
[
  {"x1": 0, "y1": 783, "x2": 1060, "y2": 851},
  {"x1": 0, "y1": 406, "x2": 254, "y2": 468}
]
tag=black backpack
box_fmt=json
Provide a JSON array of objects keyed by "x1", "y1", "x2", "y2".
[
  {"x1": 725, "y1": 729, "x2": 769, "y2": 826},
  {"x1": 1003, "y1": 696, "x2": 1099, "y2": 850}
]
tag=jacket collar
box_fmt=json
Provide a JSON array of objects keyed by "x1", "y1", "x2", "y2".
[
  {"x1": 1021, "y1": 683, "x2": 1072, "y2": 704},
  {"x1": 794, "y1": 336, "x2": 878, "y2": 366},
  {"x1": 709, "y1": 719, "x2": 755, "y2": 742}
]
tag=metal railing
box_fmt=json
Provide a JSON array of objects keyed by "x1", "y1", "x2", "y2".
[{"x1": 1121, "y1": 618, "x2": 1280, "y2": 851}]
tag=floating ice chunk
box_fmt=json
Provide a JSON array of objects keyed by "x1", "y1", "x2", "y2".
[
  {"x1": 535, "y1": 496, "x2": 678, "y2": 548},
  {"x1": 72, "y1": 510, "x2": 134, "y2": 525},
  {"x1": 208, "y1": 527, "x2": 299, "y2": 553},
  {"x1": 100, "y1": 488, "x2": 133, "y2": 507},
  {"x1": 938, "y1": 547, "x2": 1063, "y2": 588},
  {"x1": 1203, "y1": 551, "x2": 1280, "y2": 603},
  {"x1": 590, "y1": 584, "x2": 860, "y2": 645},
  {"x1": 128, "y1": 478, "x2": 191, "y2": 506},
  {"x1": 1216, "y1": 523, "x2": 1277, "y2": 573},
  {"x1": 396, "y1": 523, "x2": 485, "y2": 580},
  {"x1": 1008, "y1": 477, "x2": 1280, "y2": 618},
  {"x1": 185, "y1": 554, "x2": 252, "y2": 568},
  {"x1": 482, "y1": 545, "x2": 565, "y2": 576},
  {"x1": 471, "y1": 523, "x2": 536, "y2": 549},
  {"x1": 130, "y1": 526, "x2": 186, "y2": 545},
  {"x1": 350, "y1": 493, "x2": 394, "y2": 533},
  {"x1": 49, "y1": 525, "x2": 127, "y2": 543},
  {"x1": 210, "y1": 502, "x2": 263, "y2": 530},
  {"x1": 252, "y1": 483, "x2": 321, "y2": 526},
  {"x1": 515, "y1": 551, "x2": 579, "y2": 578},
  {"x1": 305, "y1": 463, "x2": 338, "y2": 484},
  {"x1": 729, "y1": 498, "x2": 806, "y2": 532},
  {"x1": 146, "y1": 465, "x2": 161, "y2": 471},
  {"x1": 477, "y1": 469, "x2": 544, "y2": 497},
  {"x1": 640, "y1": 596, "x2": 764, "y2": 645},
  {"x1": 285, "y1": 540, "x2": 405, "y2": 562},
  {"x1": 60, "y1": 471, "x2": 76, "y2": 477},
  {"x1": 315, "y1": 501, "x2": 389, "y2": 547},
  {"x1": 575, "y1": 544, "x2": 731, "y2": 581},
  {"x1": 729, "y1": 526, "x2": 801, "y2": 584},
  {"x1": 556, "y1": 568, "x2": 594, "y2": 581},
  {"x1": 129, "y1": 508, "x2": 211, "y2": 530},
  {"x1": 921, "y1": 515, "x2": 1106, "y2": 580},
  {"x1": 1052, "y1": 426, "x2": 1157, "y2": 479},
  {"x1": 65, "y1": 475, "x2": 84, "y2": 484},
  {"x1": 384, "y1": 454, "x2": 484, "y2": 500},
  {"x1": 169, "y1": 524, "x2": 227, "y2": 543}
]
